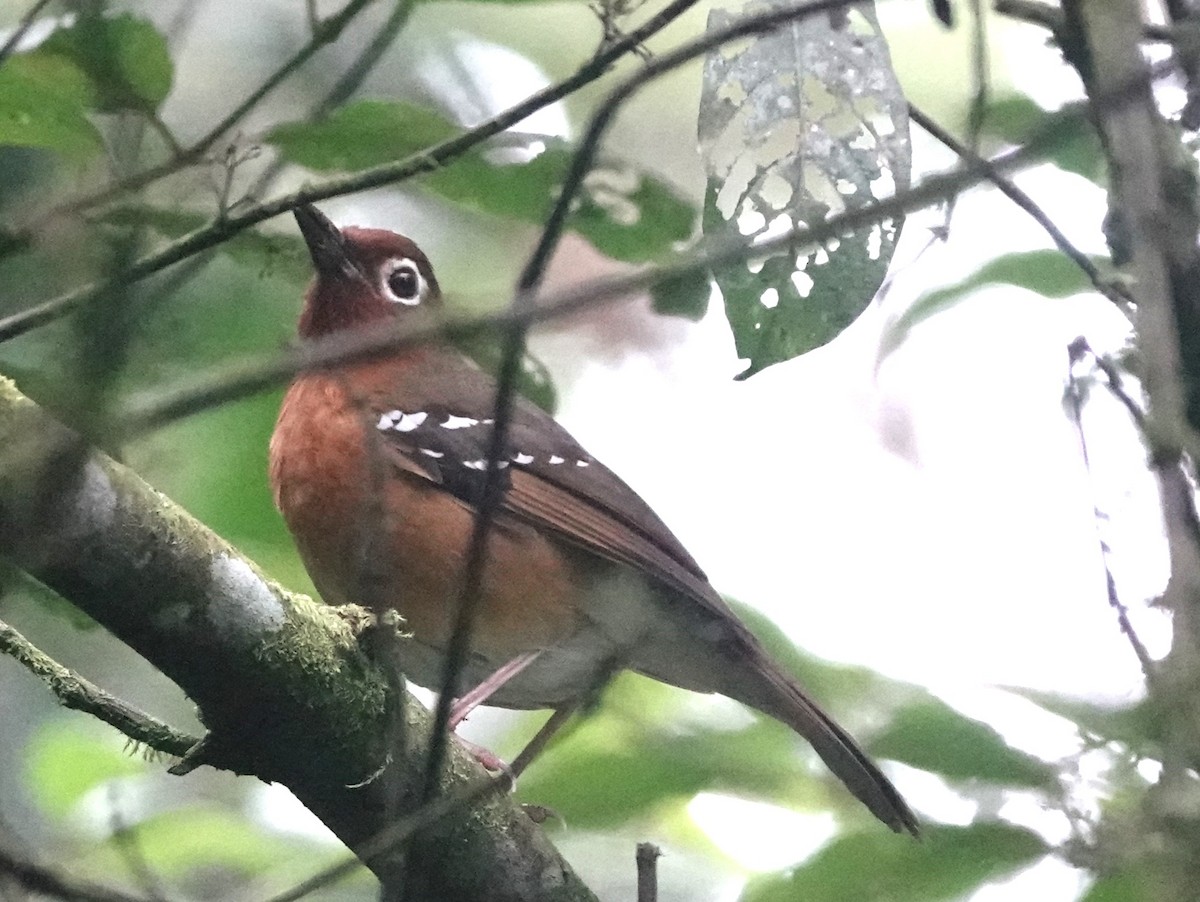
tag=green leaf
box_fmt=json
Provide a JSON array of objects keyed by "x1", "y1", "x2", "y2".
[
  {"x1": 881, "y1": 249, "x2": 1098, "y2": 356},
  {"x1": 569, "y1": 161, "x2": 696, "y2": 263},
  {"x1": 0, "y1": 53, "x2": 101, "y2": 159},
  {"x1": 983, "y1": 95, "x2": 1105, "y2": 185},
  {"x1": 699, "y1": 2, "x2": 910, "y2": 378},
  {"x1": 424, "y1": 148, "x2": 562, "y2": 220},
  {"x1": 1079, "y1": 870, "x2": 1159, "y2": 902},
  {"x1": 651, "y1": 267, "x2": 712, "y2": 320},
  {"x1": 267, "y1": 100, "x2": 458, "y2": 171},
  {"x1": 1008, "y1": 687, "x2": 1161, "y2": 757},
  {"x1": 39, "y1": 13, "x2": 173, "y2": 112},
  {"x1": 870, "y1": 698, "x2": 1058, "y2": 789},
  {"x1": 26, "y1": 723, "x2": 146, "y2": 817},
  {"x1": 742, "y1": 823, "x2": 1048, "y2": 902}
]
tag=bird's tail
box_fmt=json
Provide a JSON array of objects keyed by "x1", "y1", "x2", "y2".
[{"x1": 719, "y1": 647, "x2": 919, "y2": 837}]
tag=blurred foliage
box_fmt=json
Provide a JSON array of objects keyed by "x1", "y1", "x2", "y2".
[
  {"x1": 26, "y1": 722, "x2": 147, "y2": 817},
  {"x1": 0, "y1": 2, "x2": 1163, "y2": 901},
  {"x1": 0, "y1": 9, "x2": 171, "y2": 160},
  {"x1": 742, "y1": 823, "x2": 1049, "y2": 902},
  {"x1": 270, "y1": 100, "x2": 697, "y2": 263},
  {"x1": 881, "y1": 247, "x2": 1101, "y2": 357},
  {"x1": 981, "y1": 95, "x2": 1107, "y2": 186},
  {"x1": 20, "y1": 722, "x2": 369, "y2": 899},
  {"x1": 871, "y1": 697, "x2": 1060, "y2": 790},
  {"x1": 0, "y1": 52, "x2": 101, "y2": 158},
  {"x1": 37, "y1": 11, "x2": 173, "y2": 114}
]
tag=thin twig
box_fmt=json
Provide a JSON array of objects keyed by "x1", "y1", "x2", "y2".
[
  {"x1": 0, "y1": 841, "x2": 155, "y2": 902},
  {"x1": 1065, "y1": 338, "x2": 1158, "y2": 678},
  {"x1": 908, "y1": 102, "x2": 1133, "y2": 314},
  {"x1": 417, "y1": 0, "x2": 897, "y2": 805},
  {"x1": 321, "y1": 0, "x2": 414, "y2": 114},
  {"x1": 22, "y1": 0, "x2": 379, "y2": 231},
  {"x1": 636, "y1": 843, "x2": 661, "y2": 902},
  {"x1": 0, "y1": 618, "x2": 198, "y2": 756},
  {"x1": 242, "y1": 0, "x2": 417, "y2": 204},
  {"x1": 509, "y1": 703, "x2": 581, "y2": 778},
  {"x1": 941, "y1": 0, "x2": 989, "y2": 229},
  {"x1": 0, "y1": 0, "x2": 53, "y2": 68},
  {"x1": 993, "y1": 0, "x2": 1065, "y2": 33},
  {"x1": 0, "y1": 0, "x2": 701, "y2": 344},
  {"x1": 258, "y1": 777, "x2": 508, "y2": 902},
  {"x1": 107, "y1": 787, "x2": 171, "y2": 902}
]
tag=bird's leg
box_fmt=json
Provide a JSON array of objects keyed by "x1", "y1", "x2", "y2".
[
  {"x1": 448, "y1": 649, "x2": 542, "y2": 728},
  {"x1": 446, "y1": 650, "x2": 543, "y2": 773}
]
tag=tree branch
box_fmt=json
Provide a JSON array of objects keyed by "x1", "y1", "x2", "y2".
[
  {"x1": 0, "y1": 617, "x2": 198, "y2": 756},
  {"x1": 907, "y1": 103, "x2": 1133, "y2": 315},
  {"x1": 0, "y1": 840, "x2": 153, "y2": 902},
  {"x1": 0, "y1": 378, "x2": 597, "y2": 902},
  {"x1": 1063, "y1": 0, "x2": 1200, "y2": 894},
  {"x1": 0, "y1": 0, "x2": 53, "y2": 68}
]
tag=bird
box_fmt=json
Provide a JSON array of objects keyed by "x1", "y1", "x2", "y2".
[{"x1": 269, "y1": 203, "x2": 919, "y2": 836}]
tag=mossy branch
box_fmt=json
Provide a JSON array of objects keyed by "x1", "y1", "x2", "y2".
[{"x1": 0, "y1": 376, "x2": 597, "y2": 902}]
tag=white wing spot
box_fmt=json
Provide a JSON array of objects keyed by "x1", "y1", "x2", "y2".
[
  {"x1": 419, "y1": 448, "x2": 444, "y2": 458},
  {"x1": 442, "y1": 415, "x2": 480, "y2": 430},
  {"x1": 576, "y1": 460, "x2": 590, "y2": 467},
  {"x1": 395, "y1": 411, "x2": 428, "y2": 432},
  {"x1": 482, "y1": 418, "x2": 495, "y2": 425},
  {"x1": 464, "y1": 459, "x2": 487, "y2": 470},
  {"x1": 376, "y1": 413, "x2": 395, "y2": 430},
  {"x1": 548, "y1": 455, "x2": 565, "y2": 465},
  {"x1": 513, "y1": 452, "x2": 535, "y2": 465}
]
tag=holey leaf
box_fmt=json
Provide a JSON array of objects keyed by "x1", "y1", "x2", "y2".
[{"x1": 698, "y1": 0, "x2": 910, "y2": 378}]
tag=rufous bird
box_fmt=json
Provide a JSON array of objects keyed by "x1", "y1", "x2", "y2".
[{"x1": 269, "y1": 203, "x2": 918, "y2": 835}]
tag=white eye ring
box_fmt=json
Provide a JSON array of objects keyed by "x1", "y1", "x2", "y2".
[{"x1": 381, "y1": 257, "x2": 427, "y2": 306}]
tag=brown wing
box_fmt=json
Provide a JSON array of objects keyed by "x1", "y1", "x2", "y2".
[{"x1": 367, "y1": 352, "x2": 746, "y2": 630}]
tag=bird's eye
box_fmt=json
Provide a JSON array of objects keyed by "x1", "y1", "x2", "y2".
[{"x1": 382, "y1": 259, "x2": 424, "y2": 306}]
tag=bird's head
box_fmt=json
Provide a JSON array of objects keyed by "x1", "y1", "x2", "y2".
[{"x1": 293, "y1": 203, "x2": 442, "y2": 339}]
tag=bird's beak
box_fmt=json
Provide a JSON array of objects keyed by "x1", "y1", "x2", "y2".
[{"x1": 294, "y1": 204, "x2": 365, "y2": 283}]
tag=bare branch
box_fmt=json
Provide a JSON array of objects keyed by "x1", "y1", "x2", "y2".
[
  {"x1": 0, "y1": 841, "x2": 153, "y2": 902},
  {"x1": 636, "y1": 843, "x2": 661, "y2": 902},
  {"x1": 0, "y1": 617, "x2": 197, "y2": 756},
  {"x1": 1064, "y1": 339, "x2": 1157, "y2": 678},
  {"x1": 113, "y1": 112, "x2": 1074, "y2": 438},
  {"x1": 908, "y1": 103, "x2": 1133, "y2": 315}
]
